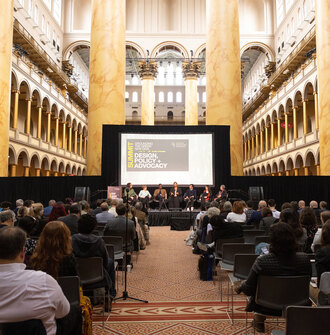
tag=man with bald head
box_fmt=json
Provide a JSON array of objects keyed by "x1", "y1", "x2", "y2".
[
  {"x1": 298, "y1": 200, "x2": 305, "y2": 213},
  {"x1": 96, "y1": 202, "x2": 115, "y2": 223},
  {"x1": 247, "y1": 200, "x2": 267, "y2": 226}
]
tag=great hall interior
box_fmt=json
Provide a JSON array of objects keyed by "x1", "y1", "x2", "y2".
[{"x1": 0, "y1": 0, "x2": 330, "y2": 334}]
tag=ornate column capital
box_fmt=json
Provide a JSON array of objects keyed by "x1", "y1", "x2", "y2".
[
  {"x1": 138, "y1": 61, "x2": 158, "y2": 80},
  {"x1": 182, "y1": 61, "x2": 201, "y2": 80}
]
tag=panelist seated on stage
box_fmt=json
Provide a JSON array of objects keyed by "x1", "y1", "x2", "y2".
[
  {"x1": 168, "y1": 182, "x2": 183, "y2": 209},
  {"x1": 215, "y1": 185, "x2": 228, "y2": 203},
  {"x1": 103, "y1": 203, "x2": 136, "y2": 253},
  {"x1": 153, "y1": 184, "x2": 168, "y2": 210},
  {"x1": 200, "y1": 185, "x2": 211, "y2": 206},
  {"x1": 123, "y1": 183, "x2": 138, "y2": 205},
  {"x1": 138, "y1": 185, "x2": 152, "y2": 209},
  {"x1": 184, "y1": 184, "x2": 197, "y2": 211}
]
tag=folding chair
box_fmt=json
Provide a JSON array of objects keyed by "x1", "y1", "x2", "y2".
[
  {"x1": 102, "y1": 236, "x2": 124, "y2": 261},
  {"x1": 57, "y1": 276, "x2": 80, "y2": 305},
  {"x1": 318, "y1": 272, "x2": 330, "y2": 306},
  {"x1": 105, "y1": 244, "x2": 121, "y2": 290},
  {"x1": 241, "y1": 225, "x2": 256, "y2": 230},
  {"x1": 243, "y1": 229, "x2": 265, "y2": 244}
]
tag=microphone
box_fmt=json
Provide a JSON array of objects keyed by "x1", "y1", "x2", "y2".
[{"x1": 125, "y1": 187, "x2": 130, "y2": 192}]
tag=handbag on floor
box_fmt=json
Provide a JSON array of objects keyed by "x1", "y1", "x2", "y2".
[{"x1": 198, "y1": 255, "x2": 209, "y2": 281}]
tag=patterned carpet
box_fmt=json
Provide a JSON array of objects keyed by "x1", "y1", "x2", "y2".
[{"x1": 92, "y1": 226, "x2": 284, "y2": 334}]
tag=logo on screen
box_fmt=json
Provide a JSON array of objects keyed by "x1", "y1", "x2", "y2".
[{"x1": 126, "y1": 139, "x2": 189, "y2": 171}]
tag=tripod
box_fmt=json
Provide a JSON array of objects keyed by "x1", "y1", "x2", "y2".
[{"x1": 115, "y1": 189, "x2": 148, "y2": 303}]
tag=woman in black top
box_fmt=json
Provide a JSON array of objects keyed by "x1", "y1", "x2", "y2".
[
  {"x1": 316, "y1": 220, "x2": 330, "y2": 287},
  {"x1": 168, "y1": 182, "x2": 182, "y2": 209}
]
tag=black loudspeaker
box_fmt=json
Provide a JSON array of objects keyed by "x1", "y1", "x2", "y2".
[
  {"x1": 248, "y1": 186, "x2": 264, "y2": 201},
  {"x1": 74, "y1": 187, "x2": 90, "y2": 203}
]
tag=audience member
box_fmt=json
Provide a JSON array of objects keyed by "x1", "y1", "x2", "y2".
[
  {"x1": 72, "y1": 214, "x2": 116, "y2": 298},
  {"x1": 310, "y1": 200, "x2": 321, "y2": 225},
  {"x1": 312, "y1": 211, "x2": 330, "y2": 252},
  {"x1": 0, "y1": 226, "x2": 70, "y2": 334},
  {"x1": 43, "y1": 199, "x2": 56, "y2": 217},
  {"x1": 1, "y1": 201, "x2": 12, "y2": 211},
  {"x1": 290, "y1": 201, "x2": 299, "y2": 213},
  {"x1": 281, "y1": 202, "x2": 293, "y2": 211},
  {"x1": 259, "y1": 207, "x2": 278, "y2": 234},
  {"x1": 17, "y1": 216, "x2": 37, "y2": 265},
  {"x1": 315, "y1": 220, "x2": 330, "y2": 288},
  {"x1": 226, "y1": 201, "x2": 246, "y2": 223},
  {"x1": 96, "y1": 202, "x2": 115, "y2": 223},
  {"x1": 0, "y1": 210, "x2": 15, "y2": 229},
  {"x1": 220, "y1": 201, "x2": 232, "y2": 220},
  {"x1": 93, "y1": 199, "x2": 103, "y2": 216},
  {"x1": 135, "y1": 202, "x2": 149, "y2": 244},
  {"x1": 268, "y1": 199, "x2": 280, "y2": 219},
  {"x1": 29, "y1": 202, "x2": 47, "y2": 237},
  {"x1": 129, "y1": 207, "x2": 146, "y2": 250},
  {"x1": 103, "y1": 203, "x2": 136, "y2": 253},
  {"x1": 79, "y1": 200, "x2": 91, "y2": 215},
  {"x1": 235, "y1": 223, "x2": 311, "y2": 332},
  {"x1": 14, "y1": 199, "x2": 24, "y2": 215},
  {"x1": 244, "y1": 200, "x2": 255, "y2": 223},
  {"x1": 320, "y1": 201, "x2": 328, "y2": 212},
  {"x1": 300, "y1": 207, "x2": 318, "y2": 253},
  {"x1": 108, "y1": 199, "x2": 119, "y2": 217},
  {"x1": 48, "y1": 203, "x2": 67, "y2": 222},
  {"x1": 58, "y1": 204, "x2": 81, "y2": 235},
  {"x1": 280, "y1": 208, "x2": 307, "y2": 248},
  {"x1": 23, "y1": 200, "x2": 34, "y2": 209},
  {"x1": 247, "y1": 200, "x2": 267, "y2": 226},
  {"x1": 16, "y1": 206, "x2": 28, "y2": 220},
  {"x1": 298, "y1": 200, "x2": 305, "y2": 213}
]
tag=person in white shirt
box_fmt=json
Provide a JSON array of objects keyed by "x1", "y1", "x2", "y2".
[
  {"x1": 226, "y1": 201, "x2": 247, "y2": 223},
  {"x1": 268, "y1": 199, "x2": 280, "y2": 219},
  {"x1": 138, "y1": 185, "x2": 152, "y2": 210},
  {"x1": 312, "y1": 211, "x2": 330, "y2": 252},
  {"x1": 0, "y1": 226, "x2": 70, "y2": 335}
]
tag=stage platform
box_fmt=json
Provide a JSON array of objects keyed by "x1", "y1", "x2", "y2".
[{"x1": 148, "y1": 210, "x2": 198, "y2": 231}]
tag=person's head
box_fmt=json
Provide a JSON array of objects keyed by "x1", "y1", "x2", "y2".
[
  {"x1": 173, "y1": 182, "x2": 178, "y2": 187},
  {"x1": 130, "y1": 206, "x2": 136, "y2": 217},
  {"x1": 64, "y1": 197, "x2": 72, "y2": 205},
  {"x1": 261, "y1": 207, "x2": 273, "y2": 218},
  {"x1": 96, "y1": 199, "x2": 103, "y2": 208},
  {"x1": 48, "y1": 199, "x2": 56, "y2": 207},
  {"x1": 258, "y1": 200, "x2": 267, "y2": 210},
  {"x1": 17, "y1": 216, "x2": 36, "y2": 236},
  {"x1": 30, "y1": 221, "x2": 72, "y2": 278},
  {"x1": 321, "y1": 211, "x2": 330, "y2": 225},
  {"x1": 23, "y1": 200, "x2": 33, "y2": 208},
  {"x1": 48, "y1": 203, "x2": 67, "y2": 222},
  {"x1": 290, "y1": 201, "x2": 299, "y2": 212},
  {"x1": 298, "y1": 200, "x2": 305, "y2": 209},
  {"x1": 116, "y1": 203, "x2": 126, "y2": 216},
  {"x1": 1, "y1": 201, "x2": 12, "y2": 210},
  {"x1": 207, "y1": 206, "x2": 220, "y2": 218},
  {"x1": 127, "y1": 182, "x2": 132, "y2": 189},
  {"x1": 142, "y1": 185, "x2": 147, "y2": 190},
  {"x1": 135, "y1": 202, "x2": 143, "y2": 211},
  {"x1": 222, "y1": 201, "x2": 232, "y2": 212},
  {"x1": 269, "y1": 223, "x2": 297, "y2": 257},
  {"x1": 241, "y1": 200, "x2": 247, "y2": 209},
  {"x1": 205, "y1": 185, "x2": 209, "y2": 191},
  {"x1": 268, "y1": 199, "x2": 276, "y2": 208},
  {"x1": 281, "y1": 202, "x2": 293, "y2": 211},
  {"x1": 0, "y1": 227, "x2": 26, "y2": 264},
  {"x1": 110, "y1": 199, "x2": 118, "y2": 208},
  {"x1": 17, "y1": 206, "x2": 28, "y2": 218},
  {"x1": 189, "y1": 184, "x2": 194, "y2": 190},
  {"x1": 246, "y1": 200, "x2": 254, "y2": 209},
  {"x1": 321, "y1": 220, "x2": 330, "y2": 246},
  {"x1": 210, "y1": 201, "x2": 219, "y2": 209},
  {"x1": 0, "y1": 210, "x2": 15, "y2": 226},
  {"x1": 69, "y1": 204, "x2": 81, "y2": 216},
  {"x1": 100, "y1": 202, "x2": 109, "y2": 211},
  {"x1": 79, "y1": 200, "x2": 90, "y2": 212},
  {"x1": 279, "y1": 208, "x2": 302, "y2": 238},
  {"x1": 158, "y1": 183, "x2": 163, "y2": 189},
  {"x1": 16, "y1": 199, "x2": 24, "y2": 208},
  {"x1": 30, "y1": 203, "x2": 44, "y2": 218},
  {"x1": 310, "y1": 200, "x2": 318, "y2": 209},
  {"x1": 320, "y1": 201, "x2": 327, "y2": 210},
  {"x1": 78, "y1": 214, "x2": 97, "y2": 234},
  {"x1": 210, "y1": 214, "x2": 226, "y2": 228},
  {"x1": 220, "y1": 185, "x2": 226, "y2": 191},
  {"x1": 299, "y1": 207, "x2": 318, "y2": 229},
  {"x1": 232, "y1": 201, "x2": 244, "y2": 214}
]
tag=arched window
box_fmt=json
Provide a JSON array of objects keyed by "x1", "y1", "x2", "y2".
[
  {"x1": 53, "y1": 0, "x2": 62, "y2": 23},
  {"x1": 34, "y1": 5, "x2": 38, "y2": 23},
  {"x1": 167, "y1": 111, "x2": 173, "y2": 120},
  {"x1": 176, "y1": 92, "x2": 182, "y2": 103},
  {"x1": 201, "y1": 76, "x2": 206, "y2": 86},
  {"x1": 167, "y1": 92, "x2": 173, "y2": 103},
  {"x1": 125, "y1": 92, "x2": 129, "y2": 102},
  {"x1": 132, "y1": 92, "x2": 138, "y2": 103},
  {"x1": 28, "y1": 0, "x2": 33, "y2": 15},
  {"x1": 159, "y1": 91, "x2": 164, "y2": 103}
]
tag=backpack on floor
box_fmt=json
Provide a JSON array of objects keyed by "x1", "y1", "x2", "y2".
[{"x1": 198, "y1": 255, "x2": 209, "y2": 281}]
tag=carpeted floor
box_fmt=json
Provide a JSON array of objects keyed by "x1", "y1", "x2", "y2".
[{"x1": 92, "y1": 226, "x2": 284, "y2": 334}]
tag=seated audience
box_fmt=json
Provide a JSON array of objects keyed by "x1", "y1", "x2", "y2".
[
  {"x1": 320, "y1": 201, "x2": 328, "y2": 212},
  {"x1": 235, "y1": 223, "x2": 311, "y2": 332},
  {"x1": 247, "y1": 200, "x2": 267, "y2": 226},
  {"x1": 298, "y1": 200, "x2": 305, "y2": 213},
  {"x1": 315, "y1": 220, "x2": 330, "y2": 287},
  {"x1": 93, "y1": 199, "x2": 103, "y2": 216},
  {"x1": 79, "y1": 200, "x2": 91, "y2": 215},
  {"x1": 280, "y1": 208, "x2": 307, "y2": 248},
  {"x1": 43, "y1": 199, "x2": 56, "y2": 217},
  {"x1": 58, "y1": 204, "x2": 81, "y2": 235},
  {"x1": 259, "y1": 207, "x2": 278, "y2": 234},
  {"x1": 138, "y1": 185, "x2": 152, "y2": 210},
  {"x1": 103, "y1": 203, "x2": 136, "y2": 253},
  {"x1": 268, "y1": 199, "x2": 280, "y2": 219},
  {"x1": 226, "y1": 201, "x2": 246, "y2": 223},
  {"x1": 135, "y1": 202, "x2": 150, "y2": 244},
  {"x1": 300, "y1": 207, "x2": 318, "y2": 253},
  {"x1": 29, "y1": 202, "x2": 47, "y2": 237},
  {"x1": 0, "y1": 226, "x2": 70, "y2": 334},
  {"x1": 16, "y1": 206, "x2": 28, "y2": 220},
  {"x1": 244, "y1": 200, "x2": 255, "y2": 223},
  {"x1": 312, "y1": 211, "x2": 330, "y2": 252},
  {"x1": 1, "y1": 201, "x2": 12, "y2": 211},
  {"x1": 108, "y1": 199, "x2": 119, "y2": 217},
  {"x1": 96, "y1": 202, "x2": 115, "y2": 223},
  {"x1": 17, "y1": 216, "x2": 37, "y2": 266},
  {"x1": 220, "y1": 201, "x2": 232, "y2": 220},
  {"x1": 281, "y1": 202, "x2": 293, "y2": 211},
  {"x1": 129, "y1": 207, "x2": 146, "y2": 250},
  {"x1": 310, "y1": 200, "x2": 321, "y2": 225},
  {"x1": 0, "y1": 210, "x2": 15, "y2": 229},
  {"x1": 72, "y1": 214, "x2": 116, "y2": 298},
  {"x1": 48, "y1": 203, "x2": 67, "y2": 222},
  {"x1": 14, "y1": 199, "x2": 24, "y2": 216}
]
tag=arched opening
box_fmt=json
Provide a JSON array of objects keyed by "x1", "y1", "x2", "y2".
[
  {"x1": 305, "y1": 151, "x2": 317, "y2": 176},
  {"x1": 17, "y1": 81, "x2": 31, "y2": 134},
  {"x1": 72, "y1": 165, "x2": 77, "y2": 176},
  {"x1": 286, "y1": 157, "x2": 294, "y2": 176},
  {"x1": 261, "y1": 165, "x2": 266, "y2": 176},
  {"x1": 167, "y1": 111, "x2": 174, "y2": 120},
  {"x1": 295, "y1": 155, "x2": 304, "y2": 176},
  {"x1": 50, "y1": 160, "x2": 58, "y2": 176},
  {"x1": 41, "y1": 97, "x2": 50, "y2": 142},
  {"x1": 285, "y1": 98, "x2": 294, "y2": 142},
  {"x1": 41, "y1": 157, "x2": 50, "y2": 176},
  {"x1": 304, "y1": 83, "x2": 315, "y2": 133},
  {"x1": 8, "y1": 147, "x2": 16, "y2": 177},
  {"x1": 66, "y1": 164, "x2": 71, "y2": 175},
  {"x1": 30, "y1": 154, "x2": 40, "y2": 176},
  {"x1": 294, "y1": 91, "x2": 304, "y2": 138},
  {"x1": 17, "y1": 151, "x2": 29, "y2": 177},
  {"x1": 272, "y1": 162, "x2": 278, "y2": 175}
]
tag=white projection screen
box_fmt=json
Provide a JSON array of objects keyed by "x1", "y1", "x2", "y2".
[{"x1": 120, "y1": 133, "x2": 214, "y2": 186}]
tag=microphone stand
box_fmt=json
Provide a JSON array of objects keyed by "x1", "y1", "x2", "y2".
[{"x1": 115, "y1": 188, "x2": 148, "y2": 303}]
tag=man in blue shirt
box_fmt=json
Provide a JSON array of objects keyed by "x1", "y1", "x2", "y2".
[{"x1": 184, "y1": 184, "x2": 197, "y2": 211}]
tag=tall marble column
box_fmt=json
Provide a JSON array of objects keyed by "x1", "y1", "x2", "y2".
[
  {"x1": 293, "y1": 106, "x2": 298, "y2": 139},
  {"x1": 313, "y1": 91, "x2": 319, "y2": 130},
  {"x1": 302, "y1": 100, "x2": 308, "y2": 135},
  {"x1": 87, "y1": 0, "x2": 126, "y2": 175},
  {"x1": 26, "y1": 99, "x2": 32, "y2": 134},
  {"x1": 12, "y1": 90, "x2": 19, "y2": 129},
  {"x1": 37, "y1": 106, "x2": 42, "y2": 139},
  {"x1": 182, "y1": 61, "x2": 201, "y2": 126},
  {"x1": 55, "y1": 117, "x2": 59, "y2": 146},
  {"x1": 68, "y1": 126, "x2": 72, "y2": 152},
  {"x1": 0, "y1": 1, "x2": 13, "y2": 176},
  {"x1": 138, "y1": 61, "x2": 158, "y2": 125},
  {"x1": 46, "y1": 112, "x2": 51, "y2": 143},
  {"x1": 206, "y1": 0, "x2": 243, "y2": 175},
  {"x1": 316, "y1": 0, "x2": 330, "y2": 175}
]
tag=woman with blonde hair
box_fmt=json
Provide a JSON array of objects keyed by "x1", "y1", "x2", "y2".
[{"x1": 29, "y1": 202, "x2": 47, "y2": 237}]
